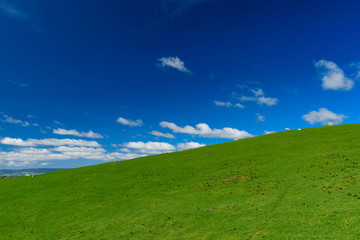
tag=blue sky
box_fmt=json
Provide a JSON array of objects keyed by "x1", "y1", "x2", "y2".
[{"x1": 1, "y1": 0, "x2": 360, "y2": 169}]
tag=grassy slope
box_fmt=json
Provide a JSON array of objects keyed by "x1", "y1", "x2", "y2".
[{"x1": 1, "y1": 124, "x2": 360, "y2": 239}]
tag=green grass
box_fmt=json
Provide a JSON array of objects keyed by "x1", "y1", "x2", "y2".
[{"x1": 1, "y1": 124, "x2": 360, "y2": 239}]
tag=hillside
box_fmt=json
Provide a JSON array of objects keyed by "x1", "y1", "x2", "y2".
[{"x1": 1, "y1": 124, "x2": 360, "y2": 239}]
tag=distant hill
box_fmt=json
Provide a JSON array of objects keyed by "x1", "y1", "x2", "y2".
[
  {"x1": 1, "y1": 124, "x2": 360, "y2": 239},
  {"x1": 0, "y1": 168, "x2": 65, "y2": 177}
]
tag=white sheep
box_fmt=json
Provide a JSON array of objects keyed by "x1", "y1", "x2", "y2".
[
  {"x1": 25, "y1": 174, "x2": 30, "y2": 177},
  {"x1": 285, "y1": 128, "x2": 290, "y2": 131},
  {"x1": 297, "y1": 128, "x2": 302, "y2": 131},
  {"x1": 32, "y1": 174, "x2": 36, "y2": 178},
  {"x1": 328, "y1": 122, "x2": 333, "y2": 126}
]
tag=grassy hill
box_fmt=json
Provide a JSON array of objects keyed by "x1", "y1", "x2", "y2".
[{"x1": 1, "y1": 124, "x2": 360, "y2": 239}]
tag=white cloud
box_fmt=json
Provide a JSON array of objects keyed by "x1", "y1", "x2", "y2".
[
  {"x1": 40, "y1": 162, "x2": 49, "y2": 166},
  {"x1": 256, "y1": 113, "x2": 265, "y2": 122},
  {"x1": 53, "y1": 128, "x2": 103, "y2": 139},
  {"x1": 123, "y1": 141, "x2": 176, "y2": 155},
  {"x1": 149, "y1": 130, "x2": 175, "y2": 139},
  {"x1": 302, "y1": 108, "x2": 347, "y2": 125},
  {"x1": 234, "y1": 103, "x2": 245, "y2": 109},
  {"x1": 123, "y1": 141, "x2": 176, "y2": 151},
  {"x1": 117, "y1": 117, "x2": 143, "y2": 127},
  {"x1": 240, "y1": 96, "x2": 257, "y2": 102},
  {"x1": 264, "y1": 130, "x2": 276, "y2": 135},
  {"x1": 160, "y1": 121, "x2": 254, "y2": 139},
  {"x1": 214, "y1": 101, "x2": 232, "y2": 108},
  {"x1": 315, "y1": 59, "x2": 354, "y2": 90},
  {"x1": 214, "y1": 101, "x2": 245, "y2": 109},
  {"x1": 257, "y1": 96, "x2": 278, "y2": 106},
  {"x1": 0, "y1": 137, "x2": 101, "y2": 147},
  {"x1": 0, "y1": 2, "x2": 28, "y2": 19},
  {"x1": 6, "y1": 160, "x2": 33, "y2": 167},
  {"x1": 251, "y1": 88, "x2": 264, "y2": 97},
  {"x1": 177, "y1": 142, "x2": 205, "y2": 150},
  {"x1": 239, "y1": 88, "x2": 278, "y2": 107},
  {"x1": 157, "y1": 56, "x2": 191, "y2": 74},
  {"x1": 0, "y1": 137, "x2": 35, "y2": 146},
  {"x1": 1, "y1": 114, "x2": 29, "y2": 127}
]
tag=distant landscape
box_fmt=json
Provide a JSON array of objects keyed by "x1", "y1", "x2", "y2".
[{"x1": 0, "y1": 168, "x2": 66, "y2": 177}]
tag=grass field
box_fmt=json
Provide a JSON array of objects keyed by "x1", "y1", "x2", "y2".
[{"x1": 1, "y1": 124, "x2": 360, "y2": 239}]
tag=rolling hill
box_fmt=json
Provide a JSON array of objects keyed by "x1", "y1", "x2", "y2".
[{"x1": 1, "y1": 124, "x2": 360, "y2": 239}]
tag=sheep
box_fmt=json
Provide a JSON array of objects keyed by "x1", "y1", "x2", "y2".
[
  {"x1": 114, "y1": 160, "x2": 118, "y2": 162},
  {"x1": 25, "y1": 174, "x2": 30, "y2": 177},
  {"x1": 285, "y1": 128, "x2": 290, "y2": 131},
  {"x1": 234, "y1": 139, "x2": 238, "y2": 141},
  {"x1": 297, "y1": 128, "x2": 302, "y2": 131},
  {"x1": 328, "y1": 122, "x2": 333, "y2": 126},
  {"x1": 32, "y1": 174, "x2": 36, "y2": 178}
]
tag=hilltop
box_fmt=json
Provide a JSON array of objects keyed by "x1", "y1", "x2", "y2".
[{"x1": 1, "y1": 124, "x2": 360, "y2": 239}]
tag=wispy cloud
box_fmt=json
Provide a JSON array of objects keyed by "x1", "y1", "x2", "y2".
[
  {"x1": 160, "y1": 121, "x2": 254, "y2": 139},
  {"x1": 117, "y1": 117, "x2": 143, "y2": 127},
  {"x1": 8, "y1": 80, "x2": 29, "y2": 87},
  {"x1": 159, "y1": 0, "x2": 209, "y2": 19},
  {"x1": 53, "y1": 128, "x2": 103, "y2": 139},
  {"x1": 157, "y1": 56, "x2": 192, "y2": 74},
  {"x1": 315, "y1": 59, "x2": 354, "y2": 90},
  {"x1": 0, "y1": 1, "x2": 28, "y2": 19},
  {"x1": 214, "y1": 101, "x2": 245, "y2": 109},
  {"x1": 1, "y1": 114, "x2": 29, "y2": 127},
  {"x1": 256, "y1": 113, "x2": 265, "y2": 122},
  {"x1": 149, "y1": 130, "x2": 175, "y2": 139},
  {"x1": 264, "y1": 130, "x2": 276, "y2": 135},
  {"x1": 0, "y1": 137, "x2": 101, "y2": 147},
  {"x1": 302, "y1": 108, "x2": 347, "y2": 125},
  {"x1": 238, "y1": 88, "x2": 278, "y2": 107}
]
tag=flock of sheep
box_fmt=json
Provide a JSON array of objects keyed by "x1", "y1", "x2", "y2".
[
  {"x1": 25, "y1": 174, "x2": 36, "y2": 178},
  {"x1": 285, "y1": 122, "x2": 333, "y2": 131}
]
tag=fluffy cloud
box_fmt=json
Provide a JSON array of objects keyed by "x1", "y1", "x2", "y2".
[
  {"x1": 123, "y1": 141, "x2": 176, "y2": 151},
  {"x1": 0, "y1": 145, "x2": 145, "y2": 163},
  {"x1": 122, "y1": 141, "x2": 176, "y2": 155},
  {"x1": 157, "y1": 56, "x2": 191, "y2": 74},
  {"x1": 177, "y1": 142, "x2": 205, "y2": 150},
  {"x1": 122, "y1": 140, "x2": 205, "y2": 154},
  {"x1": 0, "y1": 137, "x2": 101, "y2": 147},
  {"x1": 117, "y1": 117, "x2": 143, "y2": 127},
  {"x1": 214, "y1": 101, "x2": 245, "y2": 109},
  {"x1": 302, "y1": 108, "x2": 347, "y2": 125},
  {"x1": 160, "y1": 121, "x2": 254, "y2": 139},
  {"x1": 0, "y1": 137, "x2": 35, "y2": 146},
  {"x1": 53, "y1": 128, "x2": 103, "y2": 139},
  {"x1": 1, "y1": 114, "x2": 30, "y2": 127},
  {"x1": 315, "y1": 60, "x2": 354, "y2": 90},
  {"x1": 149, "y1": 130, "x2": 175, "y2": 139}
]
